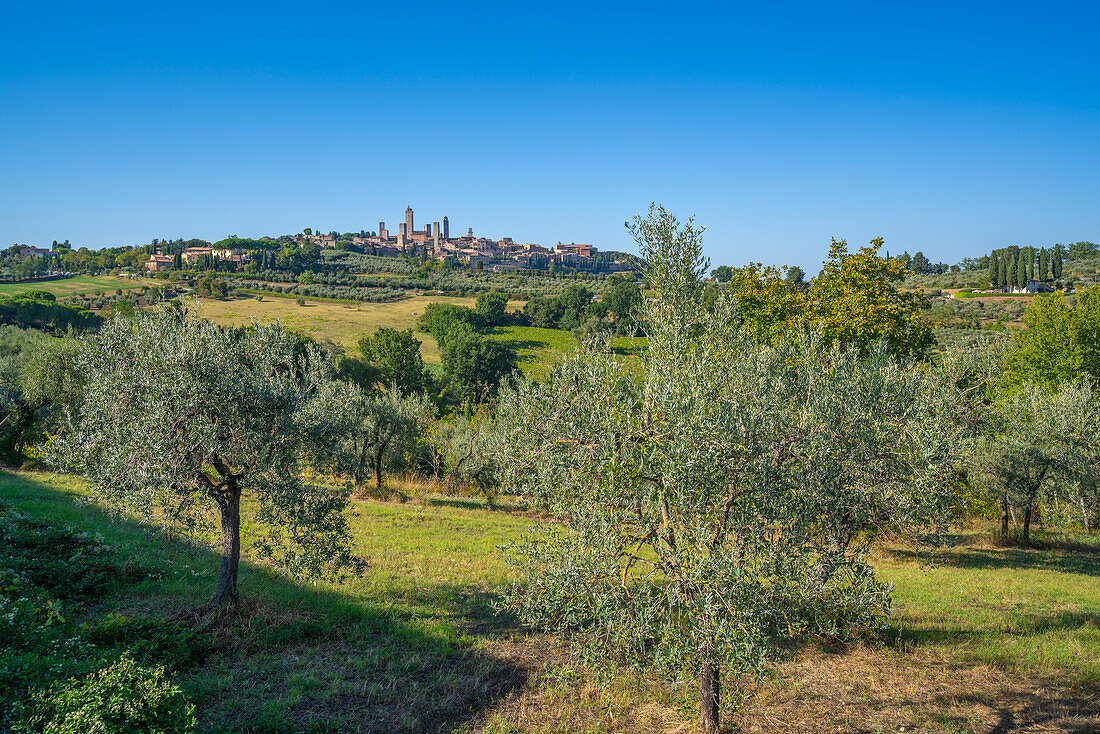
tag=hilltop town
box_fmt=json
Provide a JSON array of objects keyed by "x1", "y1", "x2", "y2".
[{"x1": 143, "y1": 206, "x2": 610, "y2": 274}]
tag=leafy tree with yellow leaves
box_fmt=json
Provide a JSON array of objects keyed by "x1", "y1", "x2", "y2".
[{"x1": 731, "y1": 238, "x2": 933, "y2": 360}]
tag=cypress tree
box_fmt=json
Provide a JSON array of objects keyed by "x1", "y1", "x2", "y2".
[
  {"x1": 1039, "y1": 248, "x2": 1049, "y2": 282},
  {"x1": 1016, "y1": 253, "x2": 1027, "y2": 290},
  {"x1": 988, "y1": 251, "x2": 999, "y2": 286},
  {"x1": 1052, "y1": 244, "x2": 1064, "y2": 279},
  {"x1": 999, "y1": 256, "x2": 1009, "y2": 288}
]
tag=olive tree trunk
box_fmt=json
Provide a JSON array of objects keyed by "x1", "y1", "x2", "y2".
[
  {"x1": 211, "y1": 480, "x2": 242, "y2": 607},
  {"x1": 374, "y1": 443, "x2": 386, "y2": 491},
  {"x1": 700, "y1": 643, "x2": 719, "y2": 734}
]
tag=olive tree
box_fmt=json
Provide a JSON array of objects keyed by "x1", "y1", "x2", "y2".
[
  {"x1": 336, "y1": 385, "x2": 434, "y2": 493},
  {"x1": 47, "y1": 306, "x2": 359, "y2": 608},
  {"x1": 785, "y1": 337, "x2": 964, "y2": 594},
  {"x1": 975, "y1": 381, "x2": 1099, "y2": 540},
  {"x1": 493, "y1": 204, "x2": 962, "y2": 733}
]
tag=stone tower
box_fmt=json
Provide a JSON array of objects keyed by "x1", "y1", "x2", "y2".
[
  {"x1": 442, "y1": 216, "x2": 449, "y2": 241},
  {"x1": 405, "y1": 206, "x2": 414, "y2": 236}
]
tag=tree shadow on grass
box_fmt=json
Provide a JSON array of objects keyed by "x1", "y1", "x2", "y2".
[
  {"x1": 491, "y1": 337, "x2": 551, "y2": 367},
  {"x1": 911, "y1": 682, "x2": 1099, "y2": 734},
  {"x1": 981, "y1": 687, "x2": 1100, "y2": 734},
  {"x1": 428, "y1": 497, "x2": 527, "y2": 513},
  {"x1": 884, "y1": 607, "x2": 1100, "y2": 651},
  {"x1": 737, "y1": 643, "x2": 1100, "y2": 734},
  {"x1": 0, "y1": 471, "x2": 531, "y2": 734},
  {"x1": 886, "y1": 546, "x2": 1100, "y2": 577},
  {"x1": 610, "y1": 341, "x2": 645, "y2": 358}
]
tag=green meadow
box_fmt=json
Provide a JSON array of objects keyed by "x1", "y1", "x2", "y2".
[
  {"x1": 0, "y1": 275, "x2": 134, "y2": 298},
  {"x1": 3, "y1": 471, "x2": 1096, "y2": 733}
]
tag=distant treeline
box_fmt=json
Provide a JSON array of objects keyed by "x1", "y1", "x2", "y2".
[
  {"x1": 958, "y1": 242, "x2": 1098, "y2": 275},
  {"x1": 0, "y1": 291, "x2": 99, "y2": 332},
  {"x1": 982, "y1": 245, "x2": 1064, "y2": 288},
  {"x1": 887, "y1": 251, "x2": 952, "y2": 275}
]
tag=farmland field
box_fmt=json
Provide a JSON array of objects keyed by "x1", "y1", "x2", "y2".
[
  {"x1": 0, "y1": 274, "x2": 137, "y2": 298},
  {"x1": 3, "y1": 470, "x2": 1097, "y2": 734},
  {"x1": 486, "y1": 326, "x2": 577, "y2": 379},
  {"x1": 196, "y1": 294, "x2": 524, "y2": 363}
]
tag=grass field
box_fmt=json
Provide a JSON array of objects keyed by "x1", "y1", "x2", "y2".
[
  {"x1": 3, "y1": 470, "x2": 1097, "y2": 733},
  {"x1": 196, "y1": 295, "x2": 523, "y2": 364},
  {"x1": 0, "y1": 274, "x2": 137, "y2": 298},
  {"x1": 487, "y1": 326, "x2": 577, "y2": 380}
]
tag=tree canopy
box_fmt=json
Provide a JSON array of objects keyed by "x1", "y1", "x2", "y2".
[
  {"x1": 732, "y1": 238, "x2": 933, "y2": 360},
  {"x1": 441, "y1": 324, "x2": 517, "y2": 406},
  {"x1": 47, "y1": 305, "x2": 359, "y2": 607},
  {"x1": 1001, "y1": 287, "x2": 1100, "y2": 393},
  {"x1": 358, "y1": 327, "x2": 427, "y2": 395},
  {"x1": 493, "y1": 204, "x2": 962, "y2": 733}
]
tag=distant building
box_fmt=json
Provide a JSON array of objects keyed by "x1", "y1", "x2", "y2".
[
  {"x1": 180, "y1": 247, "x2": 213, "y2": 264},
  {"x1": 554, "y1": 243, "x2": 596, "y2": 259},
  {"x1": 1025, "y1": 280, "x2": 1054, "y2": 294},
  {"x1": 343, "y1": 207, "x2": 602, "y2": 269},
  {"x1": 16, "y1": 245, "x2": 51, "y2": 258},
  {"x1": 144, "y1": 254, "x2": 174, "y2": 272}
]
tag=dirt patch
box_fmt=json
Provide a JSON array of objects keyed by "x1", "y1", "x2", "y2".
[
  {"x1": 457, "y1": 638, "x2": 1100, "y2": 733},
  {"x1": 735, "y1": 645, "x2": 1099, "y2": 734}
]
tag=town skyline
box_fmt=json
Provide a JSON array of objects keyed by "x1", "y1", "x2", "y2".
[{"x1": 141, "y1": 205, "x2": 618, "y2": 273}]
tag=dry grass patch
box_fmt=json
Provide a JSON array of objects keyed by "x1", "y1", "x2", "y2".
[
  {"x1": 447, "y1": 638, "x2": 1100, "y2": 734},
  {"x1": 195, "y1": 294, "x2": 522, "y2": 363},
  {"x1": 737, "y1": 644, "x2": 1098, "y2": 734},
  {"x1": 460, "y1": 637, "x2": 692, "y2": 734}
]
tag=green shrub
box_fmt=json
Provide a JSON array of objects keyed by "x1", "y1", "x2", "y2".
[
  {"x1": 0, "y1": 504, "x2": 148, "y2": 721},
  {"x1": 86, "y1": 615, "x2": 209, "y2": 671},
  {"x1": 0, "y1": 504, "x2": 136, "y2": 605},
  {"x1": 14, "y1": 655, "x2": 195, "y2": 734}
]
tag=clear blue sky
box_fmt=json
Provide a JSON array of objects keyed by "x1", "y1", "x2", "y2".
[{"x1": 2, "y1": 1, "x2": 1098, "y2": 271}]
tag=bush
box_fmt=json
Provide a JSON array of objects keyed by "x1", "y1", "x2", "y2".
[
  {"x1": 14, "y1": 655, "x2": 195, "y2": 734},
  {"x1": 87, "y1": 615, "x2": 209, "y2": 671},
  {"x1": 0, "y1": 504, "x2": 153, "y2": 722},
  {"x1": 0, "y1": 505, "x2": 130, "y2": 605}
]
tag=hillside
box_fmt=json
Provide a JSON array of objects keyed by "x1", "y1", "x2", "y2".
[{"x1": 4, "y1": 471, "x2": 1097, "y2": 733}]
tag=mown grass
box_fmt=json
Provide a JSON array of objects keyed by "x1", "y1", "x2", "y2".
[
  {"x1": 882, "y1": 537, "x2": 1100, "y2": 683},
  {"x1": 0, "y1": 274, "x2": 137, "y2": 298},
  {"x1": 0, "y1": 471, "x2": 538, "y2": 733},
  {"x1": 486, "y1": 327, "x2": 577, "y2": 380},
  {"x1": 485, "y1": 329, "x2": 648, "y2": 380},
  {"x1": 3, "y1": 471, "x2": 1098, "y2": 733}
]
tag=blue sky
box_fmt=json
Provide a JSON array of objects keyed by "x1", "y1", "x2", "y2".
[{"x1": 2, "y1": 1, "x2": 1098, "y2": 271}]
